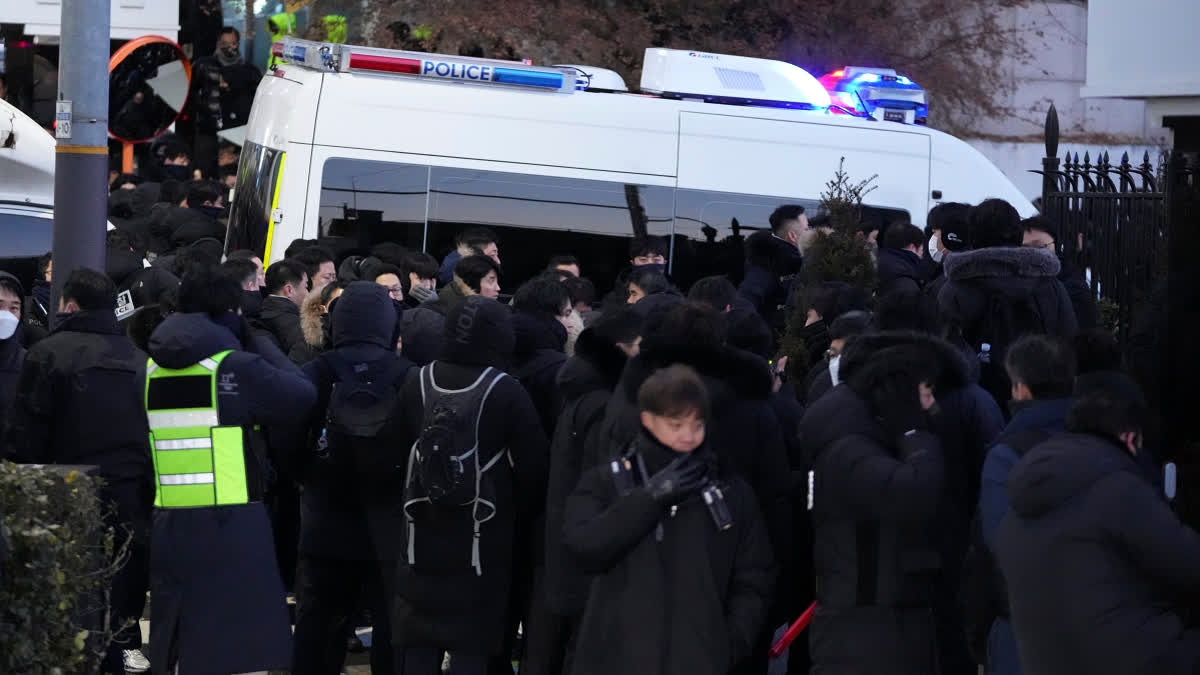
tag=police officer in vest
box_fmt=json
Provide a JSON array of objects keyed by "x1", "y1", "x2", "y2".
[{"x1": 143, "y1": 265, "x2": 317, "y2": 675}]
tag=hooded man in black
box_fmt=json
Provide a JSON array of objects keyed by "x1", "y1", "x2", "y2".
[
  {"x1": 995, "y1": 375, "x2": 1200, "y2": 675},
  {"x1": 0, "y1": 272, "x2": 27, "y2": 428},
  {"x1": 293, "y1": 281, "x2": 412, "y2": 675},
  {"x1": 393, "y1": 296, "x2": 549, "y2": 675},
  {"x1": 511, "y1": 276, "x2": 573, "y2": 437},
  {"x1": 798, "y1": 332, "x2": 948, "y2": 675},
  {"x1": 876, "y1": 222, "x2": 927, "y2": 299},
  {"x1": 564, "y1": 364, "x2": 775, "y2": 675},
  {"x1": 2, "y1": 268, "x2": 154, "y2": 674},
  {"x1": 739, "y1": 204, "x2": 807, "y2": 335}
]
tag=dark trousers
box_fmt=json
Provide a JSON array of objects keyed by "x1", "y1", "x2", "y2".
[
  {"x1": 402, "y1": 648, "x2": 488, "y2": 675},
  {"x1": 100, "y1": 478, "x2": 153, "y2": 674},
  {"x1": 266, "y1": 478, "x2": 301, "y2": 592},
  {"x1": 293, "y1": 554, "x2": 395, "y2": 675}
]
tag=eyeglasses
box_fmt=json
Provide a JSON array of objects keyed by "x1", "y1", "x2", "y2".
[{"x1": 385, "y1": 286, "x2": 404, "y2": 298}]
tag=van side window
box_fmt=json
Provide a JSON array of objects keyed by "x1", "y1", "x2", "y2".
[
  {"x1": 226, "y1": 141, "x2": 284, "y2": 258},
  {"x1": 317, "y1": 159, "x2": 430, "y2": 259},
  {"x1": 672, "y1": 189, "x2": 820, "y2": 287},
  {"x1": 427, "y1": 167, "x2": 672, "y2": 293}
]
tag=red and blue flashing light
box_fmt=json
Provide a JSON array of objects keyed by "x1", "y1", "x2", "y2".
[{"x1": 819, "y1": 67, "x2": 928, "y2": 124}]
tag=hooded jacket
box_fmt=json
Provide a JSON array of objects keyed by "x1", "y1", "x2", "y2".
[
  {"x1": 996, "y1": 433, "x2": 1200, "y2": 675},
  {"x1": 144, "y1": 311, "x2": 315, "y2": 674},
  {"x1": 399, "y1": 280, "x2": 471, "y2": 366},
  {"x1": 564, "y1": 432, "x2": 775, "y2": 675},
  {"x1": 739, "y1": 230, "x2": 803, "y2": 333},
  {"x1": 3, "y1": 310, "x2": 152, "y2": 482},
  {"x1": 256, "y1": 295, "x2": 306, "y2": 357},
  {"x1": 511, "y1": 309, "x2": 568, "y2": 437},
  {"x1": 299, "y1": 282, "x2": 413, "y2": 560},
  {"x1": 543, "y1": 327, "x2": 629, "y2": 616},
  {"x1": 391, "y1": 296, "x2": 548, "y2": 653},
  {"x1": 938, "y1": 246, "x2": 1079, "y2": 347},
  {"x1": 288, "y1": 292, "x2": 331, "y2": 365}
]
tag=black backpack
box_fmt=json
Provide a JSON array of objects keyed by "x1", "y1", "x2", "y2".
[
  {"x1": 960, "y1": 428, "x2": 1051, "y2": 664},
  {"x1": 963, "y1": 286, "x2": 1048, "y2": 403},
  {"x1": 402, "y1": 364, "x2": 508, "y2": 575},
  {"x1": 318, "y1": 353, "x2": 408, "y2": 488}
]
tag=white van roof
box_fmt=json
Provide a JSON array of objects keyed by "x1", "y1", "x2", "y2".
[{"x1": 0, "y1": 99, "x2": 55, "y2": 209}]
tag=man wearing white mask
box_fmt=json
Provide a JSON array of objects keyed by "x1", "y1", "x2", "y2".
[
  {"x1": 0, "y1": 272, "x2": 26, "y2": 426},
  {"x1": 920, "y1": 203, "x2": 972, "y2": 332}
]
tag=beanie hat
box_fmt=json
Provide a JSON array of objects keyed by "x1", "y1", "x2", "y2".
[{"x1": 440, "y1": 295, "x2": 514, "y2": 368}]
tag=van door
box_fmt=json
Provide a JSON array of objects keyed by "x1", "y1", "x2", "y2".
[{"x1": 676, "y1": 112, "x2": 930, "y2": 225}]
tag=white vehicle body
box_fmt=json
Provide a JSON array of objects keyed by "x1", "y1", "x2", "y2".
[
  {"x1": 0, "y1": 98, "x2": 57, "y2": 260},
  {"x1": 229, "y1": 43, "x2": 1034, "y2": 286}
]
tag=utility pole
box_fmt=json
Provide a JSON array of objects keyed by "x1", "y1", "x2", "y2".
[{"x1": 51, "y1": 0, "x2": 110, "y2": 326}]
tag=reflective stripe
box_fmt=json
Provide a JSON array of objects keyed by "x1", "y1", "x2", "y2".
[
  {"x1": 146, "y1": 363, "x2": 158, "y2": 376},
  {"x1": 159, "y1": 472, "x2": 215, "y2": 486},
  {"x1": 148, "y1": 410, "x2": 220, "y2": 429},
  {"x1": 154, "y1": 437, "x2": 213, "y2": 451},
  {"x1": 198, "y1": 358, "x2": 219, "y2": 371}
]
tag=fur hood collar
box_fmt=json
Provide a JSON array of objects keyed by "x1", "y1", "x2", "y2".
[
  {"x1": 558, "y1": 327, "x2": 628, "y2": 398},
  {"x1": 838, "y1": 331, "x2": 970, "y2": 392},
  {"x1": 621, "y1": 341, "x2": 773, "y2": 405},
  {"x1": 944, "y1": 246, "x2": 1060, "y2": 282},
  {"x1": 299, "y1": 292, "x2": 326, "y2": 348}
]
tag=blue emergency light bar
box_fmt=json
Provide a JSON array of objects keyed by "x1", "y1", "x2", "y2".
[{"x1": 271, "y1": 38, "x2": 577, "y2": 93}]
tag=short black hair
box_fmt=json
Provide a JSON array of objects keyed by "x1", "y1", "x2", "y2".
[
  {"x1": 458, "y1": 227, "x2": 499, "y2": 252},
  {"x1": 809, "y1": 281, "x2": 872, "y2": 322},
  {"x1": 180, "y1": 265, "x2": 241, "y2": 316},
  {"x1": 1005, "y1": 334, "x2": 1077, "y2": 400},
  {"x1": 401, "y1": 252, "x2": 439, "y2": 290},
  {"x1": 638, "y1": 363, "x2": 711, "y2": 420},
  {"x1": 548, "y1": 254, "x2": 580, "y2": 274},
  {"x1": 881, "y1": 222, "x2": 926, "y2": 251},
  {"x1": 226, "y1": 249, "x2": 260, "y2": 262},
  {"x1": 159, "y1": 179, "x2": 187, "y2": 205},
  {"x1": 36, "y1": 252, "x2": 53, "y2": 280},
  {"x1": 265, "y1": 259, "x2": 307, "y2": 295},
  {"x1": 968, "y1": 199, "x2": 1022, "y2": 249},
  {"x1": 186, "y1": 180, "x2": 222, "y2": 208},
  {"x1": 365, "y1": 262, "x2": 403, "y2": 283},
  {"x1": 645, "y1": 301, "x2": 727, "y2": 353},
  {"x1": 221, "y1": 258, "x2": 259, "y2": 289},
  {"x1": 629, "y1": 236, "x2": 668, "y2": 261},
  {"x1": 687, "y1": 275, "x2": 737, "y2": 312},
  {"x1": 370, "y1": 242, "x2": 409, "y2": 266},
  {"x1": 161, "y1": 139, "x2": 190, "y2": 163},
  {"x1": 284, "y1": 238, "x2": 319, "y2": 260},
  {"x1": 294, "y1": 245, "x2": 336, "y2": 283},
  {"x1": 221, "y1": 26, "x2": 240, "y2": 41},
  {"x1": 628, "y1": 267, "x2": 672, "y2": 297},
  {"x1": 454, "y1": 254, "x2": 501, "y2": 293},
  {"x1": 1066, "y1": 373, "x2": 1148, "y2": 442},
  {"x1": 170, "y1": 245, "x2": 221, "y2": 280},
  {"x1": 513, "y1": 276, "x2": 571, "y2": 317},
  {"x1": 590, "y1": 307, "x2": 643, "y2": 346},
  {"x1": 830, "y1": 310, "x2": 874, "y2": 341},
  {"x1": 563, "y1": 276, "x2": 595, "y2": 308},
  {"x1": 320, "y1": 280, "x2": 348, "y2": 306},
  {"x1": 62, "y1": 267, "x2": 117, "y2": 312},
  {"x1": 1021, "y1": 215, "x2": 1061, "y2": 242},
  {"x1": 769, "y1": 204, "x2": 806, "y2": 236}
]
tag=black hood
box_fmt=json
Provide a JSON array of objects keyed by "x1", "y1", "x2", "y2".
[
  {"x1": 1008, "y1": 432, "x2": 1139, "y2": 518},
  {"x1": 440, "y1": 295, "x2": 514, "y2": 369},
  {"x1": 621, "y1": 340, "x2": 772, "y2": 412},
  {"x1": 797, "y1": 383, "x2": 880, "y2": 464},
  {"x1": 332, "y1": 281, "x2": 396, "y2": 350},
  {"x1": 745, "y1": 229, "x2": 803, "y2": 269},
  {"x1": 557, "y1": 327, "x2": 627, "y2": 399},
  {"x1": 838, "y1": 330, "x2": 970, "y2": 393},
  {"x1": 148, "y1": 312, "x2": 242, "y2": 368},
  {"x1": 513, "y1": 309, "x2": 567, "y2": 358}
]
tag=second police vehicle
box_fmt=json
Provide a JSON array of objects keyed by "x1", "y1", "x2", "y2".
[{"x1": 228, "y1": 39, "x2": 1034, "y2": 287}]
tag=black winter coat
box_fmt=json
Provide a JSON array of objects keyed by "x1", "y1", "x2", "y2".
[
  {"x1": 288, "y1": 294, "x2": 330, "y2": 365},
  {"x1": 399, "y1": 281, "x2": 469, "y2": 366},
  {"x1": 0, "y1": 331, "x2": 25, "y2": 435},
  {"x1": 876, "y1": 247, "x2": 925, "y2": 299},
  {"x1": 189, "y1": 56, "x2": 262, "y2": 132},
  {"x1": 511, "y1": 310, "x2": 568, "y2": 438},
  {"x1": 738, "y1": 231, "x2": 803, "y2": 334},
  {"x1": 996, "y1": 433, "x2": 1200, "y2": 675},
  {"x1": 391, "y1": 360, "x2": 549, "y2": 653},
  {"x1": 938, "y1": 246, "x2": 1079, "y2": 345},
  {"x1": 2, "y1": 310, "x2": 152, "y2": 483},
  {"x1": 597, "y1": 343, "x2": 793, "y2": 600},
  {"x1": 256, "y1": 295, "x2": 306, "y2": 357},
  {"x1": 1057, "y1": 255, "x2": 1098, "y2": 332},
  {"x1": 564, "y1": 434, "x2": 775, "y2": 675},
  {"x1": 798, "y1": 373, "x2": 944, "y2": 674},
  {"x1": 543, "y1": 328, "x2": 627, "y2": 616}
]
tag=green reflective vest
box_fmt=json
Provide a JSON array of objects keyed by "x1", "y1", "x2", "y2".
[{"x1": 146, "y1": 350, "x2": 249, "y2": 508}]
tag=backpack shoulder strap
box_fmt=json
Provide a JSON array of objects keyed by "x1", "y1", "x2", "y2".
[{"x1": 1000, "y1": 428, "x2": 1051, "y2": 458}]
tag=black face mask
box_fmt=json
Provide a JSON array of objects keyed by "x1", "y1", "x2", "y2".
[
  {"x1": 162, "y1": 164, "x2": 190, "y2": 180},
  {"x1": 194, "y1": 204, "x2": 223, "y2": 220},
  {"x1": 239, "y1": 289, "x2": 263, "y2": 316},
  {"x1": 635, "y1": 262, "x2": 666, "y2": 276}
]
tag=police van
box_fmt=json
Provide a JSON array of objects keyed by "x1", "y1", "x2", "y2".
[{"x1": 229, "y1": 39, "x2": 1034, "y2": 288}]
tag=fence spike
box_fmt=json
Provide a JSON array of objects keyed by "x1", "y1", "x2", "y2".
[
  {"x1": 1083, "y1": 151, "x2": 1091, "y2": 168},
  {"x1": 1102, "y1": 150, "x2": 1110, "y2": 165},
  {"x1": 1121, "y1": 151, "x2": 1130, "y2": 166}
]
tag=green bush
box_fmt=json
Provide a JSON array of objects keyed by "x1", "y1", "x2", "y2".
[{"x1": 0, "y1": 463, "x2": 120, "y2": 675}]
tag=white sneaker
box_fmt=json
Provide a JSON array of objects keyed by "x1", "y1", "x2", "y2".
[{"x1": 123, "y1": 648, "x2": 151, "y2": 673}]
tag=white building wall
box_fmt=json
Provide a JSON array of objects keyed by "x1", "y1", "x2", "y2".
[{"x1": 7, "y1": 0, "x2": 179, "y2": 41}]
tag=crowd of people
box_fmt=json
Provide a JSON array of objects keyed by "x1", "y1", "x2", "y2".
[{"x1": 0, "y1": 190, "x2": 1187, "y2": 675}]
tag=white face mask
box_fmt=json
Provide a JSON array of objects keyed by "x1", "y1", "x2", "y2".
[
  {"x1": 928, "y1": 235, "x2": 945, "y2": 264},
  {"x1": 0, "y1": 311, "x2": 18, "y2": 340},
  {"x1": 828, "y1": 355, "x2": 842, "y2": 387}
]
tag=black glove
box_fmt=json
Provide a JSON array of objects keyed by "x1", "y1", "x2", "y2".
[
  {"x1": 873, "y1": 372, "x2": 929, "y2": 440},
  {"x1": 645, "y1": 453, "x2": 709, "y2": 507}
]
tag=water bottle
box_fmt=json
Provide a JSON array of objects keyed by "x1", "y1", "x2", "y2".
[{"x1": 978, "y1": 342, "x2": 992, "y2": 365}]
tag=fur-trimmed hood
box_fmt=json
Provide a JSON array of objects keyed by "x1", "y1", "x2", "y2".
[
  {"x1": 621, "y1": 341, "x2": 773, "y2": 407},
  {"x1": 557, "y1": 327, "x2": 628, "y2": 398},
  {"x1": 944, "y1": 246, "x2": 1060, "y2": 281},
  {"x1": 299, "y1": 292, "x2": 327, "y2": 348},
  {"x1": 745, "y1": 229, "x2": 803, "y2": 270},
  {"x1": 837, "y1": 330, "x2": 970, "y2": 392}
]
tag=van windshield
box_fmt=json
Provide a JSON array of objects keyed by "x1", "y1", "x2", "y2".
[{"x1": 226, "y1": 141, "x2": 284, "y2": 258}]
